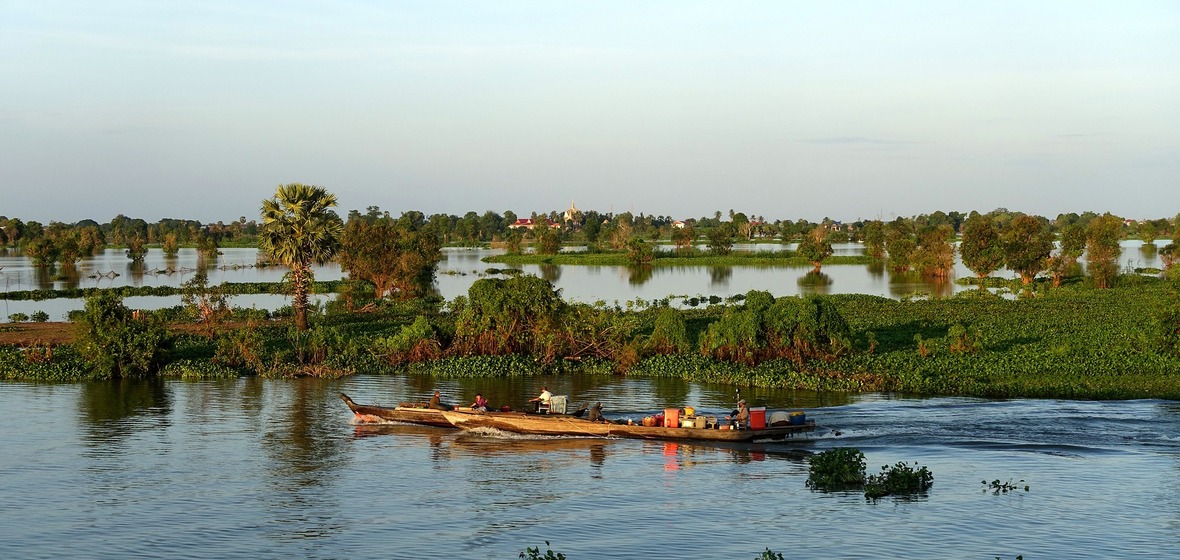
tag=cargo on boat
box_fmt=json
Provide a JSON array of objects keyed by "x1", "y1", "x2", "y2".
[{"x1": 441, "y1": 408, "x2": 814, "y2": 443}]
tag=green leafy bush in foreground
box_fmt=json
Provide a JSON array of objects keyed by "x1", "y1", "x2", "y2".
[{"x1": 74, "y1": 292, "x2": 172, "y2": 378}]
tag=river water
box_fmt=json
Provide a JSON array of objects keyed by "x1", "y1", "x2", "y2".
[
  {"x1": 1, "y1": 376, "x2": 1176, "y2": 559},
  {"x1": 0, "y1": 241, "x2": 1169, "y2": 321}
]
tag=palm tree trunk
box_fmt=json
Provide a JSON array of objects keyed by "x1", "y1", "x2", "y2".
[{"x1": 293, "y1": 264, "x2": 309, "y2": 331}]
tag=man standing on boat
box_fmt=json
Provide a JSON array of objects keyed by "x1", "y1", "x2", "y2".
[{"x1": 529, "y1": 386, "x2": 552, "y2": 413}]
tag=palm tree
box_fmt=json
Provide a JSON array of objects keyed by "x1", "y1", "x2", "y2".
[{"x1": 259, "y1": 184, "x2": 344, "y2": 331}]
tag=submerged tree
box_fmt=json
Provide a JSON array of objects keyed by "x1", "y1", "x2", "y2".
[
  {"x1": 913, "y1": 224, "x2": 955, "y2": 278},
  {"x1": 162, "y1": 232, "x2": 180, "y2": 258},
  {"x1": 960, "y1": 214, "x2": 1005, "y2": 284},
  {"x1": 885, "y1": 218, "x2": 917, "y2": 272},
  {"x1": 1002, "y1": 215, "x2": 1054, "y2": 285},
  {"x1": 796, "y1": 225, "x2": 834, "y2": 273},
  {"x1": 861, "y1": 220, "x2": 886, "y2": 259},
  {"x1": 338, "y1": 211, "x2": 442, "y2": 300},
  {"x1": 259, "y1": 183, "x2": 344, "y2": 331},
  {"x1": 125, "y1": 235, "x2": 148, "y2": 263},
  {"x1": 1086, "y1": 213, "x2": 1123, "y2": 289},
  {"x1": 1048, "y1": 223, "x2": 1086, "y2": 287}
]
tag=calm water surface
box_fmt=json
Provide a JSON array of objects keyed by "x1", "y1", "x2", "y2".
[
  {"x1": 1, "y1": 241, "x2": 1167, "y2": 321},
  {"x1": 1, "y1": 377, "x2": 1176, "y2": 559}
]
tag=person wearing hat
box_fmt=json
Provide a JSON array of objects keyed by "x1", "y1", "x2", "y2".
[{"x1": 728, "y1": 399, "x2": 750, "y2": 429}]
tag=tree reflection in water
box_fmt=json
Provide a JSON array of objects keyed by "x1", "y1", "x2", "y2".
[
  {"x1": 797, "y1": 271, "x2": 832, "y2": 295},
  {"x1": 77, "y1": 378, "x2": 172, "y2": 449},
  {"x1": 539, "y1": 263, "x2": 561, "y2": 283},
  {"x1": 626, "y1": 265, "x2": 652, "y2": 285},
  {"x1": 709, "y1": 266, "x2": 732, "y2": 287}
]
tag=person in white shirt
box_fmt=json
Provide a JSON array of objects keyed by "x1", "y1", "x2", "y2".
[{"x1": 529, "y1": 386, "x2": 552, "y2": 413}]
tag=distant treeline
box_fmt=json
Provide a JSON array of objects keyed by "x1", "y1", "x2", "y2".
[{"x1": 3, "y1": 207, "x2": 1178, "y2": 278}]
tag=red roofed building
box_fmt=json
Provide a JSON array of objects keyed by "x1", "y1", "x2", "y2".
[{"x1": 509, "y1": 218, "x2": 560, "y2": 230}]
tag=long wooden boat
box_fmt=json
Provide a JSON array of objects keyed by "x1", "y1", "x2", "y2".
[
  {"x1": 339, "y1": 393, "x2": 454, "y2": 428},
  {"x1": 440, "y1": 409, "x2": 814, "y2": 443}
]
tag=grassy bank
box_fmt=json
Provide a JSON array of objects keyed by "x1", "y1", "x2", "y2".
[{"x1": 2, "y1": 277, "x2": 1178, "y2": 400}]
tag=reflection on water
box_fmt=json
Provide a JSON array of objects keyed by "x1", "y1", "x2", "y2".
[
  {"x1": 797, "y1": 271, "x2": 832, "y2": 295},
  {"x1": 888, "y1": 271, "x2": 953, "y2": 299},
  {"x1": 2, "y1": 241, "x2": 1174, "y2": 322},
  {"x1": 626, "y1": 265, "x2": 652, "y2": 285},
  {"x1": 708, "y1": 266, "x2": 732, "y2": 287},
  {"x1": 538, "y1": 263, "x2": 560, "y2": 283},
  {"x1": 126, "y1": 261, "x2": 147, "y2": 286},
  {"x1": 77, "y1": 379, "x2": 172, "y2": 447},
  {"x1": 867, "y1": 260, "x2": 885, "y2": 278}
]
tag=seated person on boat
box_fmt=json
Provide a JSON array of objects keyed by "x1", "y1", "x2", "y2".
[
  {"x1": 728, "y1": 399, "x2": 749, "y2": 429},
  {"x1": 470, "y1": 393, "x2": 489, "y2": 412},
  {"x1": 428, "y1": 390, "x2": 451, "y2": 411},
  {"x1": 529, "y1": 386, "x2": 552, "y2": 413}
]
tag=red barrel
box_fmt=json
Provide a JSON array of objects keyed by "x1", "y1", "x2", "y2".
[{"x1": 749, "y1": 407, "x2": 767, "y2": 430}]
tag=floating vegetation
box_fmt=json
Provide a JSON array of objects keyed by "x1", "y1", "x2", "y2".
[
  {"x1": 864, "y1": 461, "x2": 934, "y2": 499},
  {"x1": 519, "y1": 541, "x2": 565, "y2": 560},
  {"x1": 807, "y1": 448, "x2": 933, "y2": 500},
  {"x1": 983, "y1": 479, "x2": 1029, "y2": 495}
]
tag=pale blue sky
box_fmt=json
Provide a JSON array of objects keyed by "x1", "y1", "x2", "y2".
[{"x1": 2, "y1": 1, "x2": 1177, "y2": 223}]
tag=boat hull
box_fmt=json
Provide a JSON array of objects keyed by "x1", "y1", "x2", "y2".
[
  {"x1": 339, "y1": 393, "x2": 454, "y2": 428},
  {"x1": 441, "y1": 410, "x2": 814, "y2": 442}
]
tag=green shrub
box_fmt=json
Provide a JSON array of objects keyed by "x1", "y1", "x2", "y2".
[
  {"x1": 161, "y1": 359, "x2": 240, "y2": 379},
  {"x1": 648, "y1": 306, "x2": 690, "y2": 353},
  {"x1": 864, "y1": 461, "x2": 934, "y2": 499},
  {"x1": 806, "y1": 447, "x2": 867, "y2": 491},
  {"x1": 7, "y1": 313, "x2": 29, "y2": 323},
  {"x1": 30, "y1": 310, "x2": 49, "y2": 322},
  {"x1": 73, "y1": 292, "x2": 171, "y2": 378},
  {"x1": 215, "y1": 325, "x2": 266, "y2": 371}
]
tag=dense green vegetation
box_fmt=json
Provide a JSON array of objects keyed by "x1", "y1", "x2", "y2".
[
  {"x1": 806, "y1": 447, "x2": 934, "y2": 499},
  {"x1": 4, "y1": 272, "x2": 1178, "y2": 400},
  {"x1": 4, "y1": 190, "x2": 1179, "y2": 398}
]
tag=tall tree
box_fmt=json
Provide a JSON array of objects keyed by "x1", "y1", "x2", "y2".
[
  {"x1": 861, "y1": 220, "x2": 885, "y2": 259},
  {"x1": 914, "y1": 224, "x2": 955, "y2": 278},
  {"x1": 706, "y1": 223, "x2": 734, "y2": 255},
  {"x1": 259, "y1": 184, "x2": 344, "y2": 331},
  {"x1": 885, "y1": 218, "x2": 917, "y2": 272},
  {"x1": 1085, "y1": 213, "x2": 1123, "y2": 289},
  {"x1": 960, "y1": 214, "x2": 1005, "y2": 283},
  {"x1": 670, "y1": 223, "x2": 696, "y2": 253},
  {"x1": 1048, "y1": 223, "x2": 1086, "y2": 287},
  {"x1": 338, "y1": 213, "x2": 442, "y2": 300},
  {"x1": 796, "y1": 225, "x2": 834, "y2": 273},
  {"x1": 1003, "y1": 215, "x2": 1054, "y2": 285}
]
